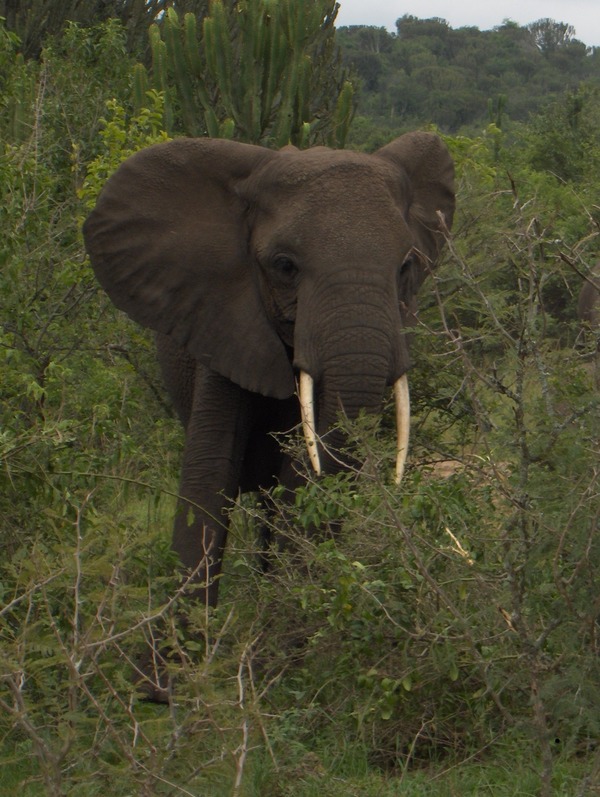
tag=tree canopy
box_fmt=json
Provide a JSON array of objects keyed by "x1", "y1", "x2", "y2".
[{"x1": 337, "y1": 16, "x2": 600, "y2": 132}]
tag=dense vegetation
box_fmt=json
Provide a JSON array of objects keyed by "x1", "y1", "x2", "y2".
[
  {"x1": 1, "y1": 5, "x2": 599, "y2": 795},
  {"x1": 338, "y1": 16, "x2": 600, "y2": 139}
]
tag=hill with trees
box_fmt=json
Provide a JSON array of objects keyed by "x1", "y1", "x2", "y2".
[{"x1": 338, "y1": 16, "x2": 600, "y2": 135}]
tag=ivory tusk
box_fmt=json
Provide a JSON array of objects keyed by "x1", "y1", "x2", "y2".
[
  {"x1": 394, "y1": 374, "x2": 410, "y2": 485},
  {"x1": 298, "y1": 371, "x2": 322, "y2": 476}
]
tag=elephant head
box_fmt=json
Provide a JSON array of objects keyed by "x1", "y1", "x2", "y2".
[{"x1": 83, "y1": 133, "x2": 455, "y2": 482}]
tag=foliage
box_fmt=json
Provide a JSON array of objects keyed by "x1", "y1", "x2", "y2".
[
  {"x1": 1, "y1": 6, "x2": 600, "y2": 796},
  {"x1": 516, "y1": 85, "x2": 600, "y2": 181},
  {"x1": 0, "y1": 0, "x2": 210, "y2": 59},
  {"x1": 0, "y1": 19, "x2": 170, "y2": 552},
  {"x1": 337, "y1": 16, "x2": 600, "y2": 135},
  {"x1": 80, "y1": 93, "x2": 170, "y2": 210},
  {"x1": 0, "y1": 20, "x2": 36, "y2": 141},
  {"x1": 527, "y1": 18, "x2": 578, "y2": 53},
  {"x1": 0, "y1": 16, "x2": 136, "y2": 190},
  {"x1": 136, "y1": 1, "x2": 355, "y2": 146}
]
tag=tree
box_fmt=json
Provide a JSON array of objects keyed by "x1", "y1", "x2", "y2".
[
  {"x1": 0, "y1": 0, "x2": 210, "y2": 59},
  {"x1": 521, "y1": 86, "x2": 600, "y2": 182},
  {"x1": 336, "y1": 15, "x2": 600, "y2": 133},
  {"x1": 139, "y1": 1, "x2": 355, "y2": 147},
  {"x1": 527, "y1": 18, "x2": 577, "y2": 54}
]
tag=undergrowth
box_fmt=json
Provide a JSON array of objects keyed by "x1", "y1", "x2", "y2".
[{"x1": 1, "y1": 31, "x2": 599, "y2": 793}]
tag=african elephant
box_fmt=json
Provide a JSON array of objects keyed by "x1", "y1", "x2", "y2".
[
  {"x1": 578, "y1": 262, "x2": 600, "y2": 387},
  {"x1": 83, "y1": 133, "x2": 455, "y2": 612},
  {"x1": 578, "y1": 262, "x2": 600, "y2": 331}
]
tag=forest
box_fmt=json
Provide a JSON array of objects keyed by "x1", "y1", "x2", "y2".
[
  {"x1": 1, "y1": 2, "x2": 599, "y2": 795},
  {"x1": 338, "y1": 15, "x2": 600, "y2": 136}
]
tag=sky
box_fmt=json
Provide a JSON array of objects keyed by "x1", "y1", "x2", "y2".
[{"x1": 335, "y1": 0, "x2": 600, "y2": 48}]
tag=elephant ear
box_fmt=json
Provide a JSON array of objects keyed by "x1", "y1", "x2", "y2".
[
  {"x1": 375, "y1": 131, "x2": 455, "y2": 269},
  {"x1": 83, "y1": 138, "x2": 295, "y2": 399}
]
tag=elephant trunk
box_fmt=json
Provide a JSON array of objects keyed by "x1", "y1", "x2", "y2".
[{"x1": 297, "y1": 328, "x2": 410, "y2": 483}]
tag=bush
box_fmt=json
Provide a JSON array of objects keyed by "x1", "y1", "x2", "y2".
[{"x1": 1, "y1": 27, "x2": 599, "y2": 793}]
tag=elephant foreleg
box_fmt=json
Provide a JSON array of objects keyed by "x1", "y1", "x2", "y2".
[{"x1": 173, "y1": 367, "x2": 254, "y2": 606}]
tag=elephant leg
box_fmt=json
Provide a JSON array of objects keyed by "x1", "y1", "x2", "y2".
[
  {"x1": 173, "y1": 366, "x2": 254, "y2": 607},
  {"x1": 155, "y1": 331, "x2": 196, "y2": 427},
  {"x1": 136, "y1": 370, "x2": 253, "y2": 703},
  {"x1": 238, "y1": 396, "x2": 302, "y2": 563}
]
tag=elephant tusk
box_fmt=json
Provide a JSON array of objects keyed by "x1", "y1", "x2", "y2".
[
  {"x1": 298, "y1": 371, "x2": 322, "y2": 476},
  {"x1": 394, "y1": 374, "x2": 410, "y2": 485}
]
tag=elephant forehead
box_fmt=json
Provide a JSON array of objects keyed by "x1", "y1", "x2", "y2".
[
  {"x1": 246, "y1": 152, "x2": 412, "y2": 258},
  {"x1": 257, "y1": 165, "x2": 405, "y2": 227},
  {"x1": 263, "y1": 219, "x2": 408, "y2": 274},
  {"x1": 252, "y1": 178, "x2": 410, "y2": 257},
  {"x1": 257, "y1": 152, "x2": 394, "y2": 195}
]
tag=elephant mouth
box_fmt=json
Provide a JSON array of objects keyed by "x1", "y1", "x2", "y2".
[{"x1": 297, "y1": 371, "x2": 410, "y2": 485}]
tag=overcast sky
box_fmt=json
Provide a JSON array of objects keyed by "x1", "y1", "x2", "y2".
[{"x1": 335, "y1": 0, "x2": 600, "y2": 47}]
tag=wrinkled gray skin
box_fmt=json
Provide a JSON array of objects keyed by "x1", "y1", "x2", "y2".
[
  {"x1": 578, "y1": 262, "x2": 600, "y2": 331},
  {"x1": 84, "y1": 133, "x2": 455, "y2": 615},
  {"x1": 578, "y1": 263, "x2": 600, "y2": 388}
]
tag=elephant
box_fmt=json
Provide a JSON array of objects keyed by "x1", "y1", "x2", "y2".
[
  {"x1": 578, "y1": 262, "x2": 600, "y2": 331},
  {"x1": 83, "y1": 132, "x2": 455, "y2": 616},
  {"x1": 578, "y1": 262, "x2": 600, "y2": 387}
]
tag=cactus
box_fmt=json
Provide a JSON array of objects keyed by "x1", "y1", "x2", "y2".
[
  {"x1": 137, "y1": 1, "x2": 355, "y2": 148},
  {"x1": 132, "y1": 62, "x2": 149, "y2": 116},
  {"x1": 203, "y1": 2, "x2": 234, "y2": 118},
  {"x1": 219, "y1": 117, "x2": 235, "y2": 139},
  {"x1": 487, "y1": 93, "x2": 507, "y2": 162},
  {"x1": 488, "y1": 93, "x2": 507, "y2": 129},
  {"x1": 163, "y1": 8, "x2": 202, "y2": 135},
  {"x1": 181, "y1": 10, "x2": 219, "y2": 137},
  {"x1": 148, "y1": 22, "x2": 174, "y2": 132},
  {"x1": 330, "y1": 80, "x2": 354, "y2": 150},
  {"x1": 6, "y1": 53, "x2": 36, "y2": 143}
]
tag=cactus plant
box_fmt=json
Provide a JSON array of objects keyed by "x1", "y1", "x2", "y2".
[
  {"x1": 7, "y1": 54, "x2": 32, "y2": 142},
  {"x1": 137, "y1": 0, "x2": 355, "y2": 148}
]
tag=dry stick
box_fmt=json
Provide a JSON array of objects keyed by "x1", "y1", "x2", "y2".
[
  {"x1": 93, "y1": 658, "x2": 158, "y2": 754},
  {"x1": 39, "y1": 586, "x2": 198, "y2": 796},
  {"x1": 6, "y1": 586, "x2": 71, "y2": 795},
  {"x1": 232, "y1": 636, "x2": 260, "y2": 797},
  {"x1": 397, "y1": 719, "x2": 433, "y2": 785},
  {"x1": 90, "y1": 542, "x2": 129, "y2": 649},
  {"x1": 428, "y1": 242, "x2": 521, "y2": 503},
  {"x1": 415, "y1": 221, "x2": 542, "y2": 721},
  {"x1": 0, "y1": 568, "x2": 67, "y2": 617},
  {"x1": 552, "y1": 470, "x2": 599, "y2": 609},
  {"x1": 54, "y1": 469, "x2": 229, "y2": 532},
  {"x1": 246, "y1": 650, "x2": 280, "y2": 773},
  {"x1": 512, "y1": 195, "x2": 568, "y2": 797},
  {"x1": 430, "y1": 732, "x2": 504, "y2": 782},
  {"x1": 2, "y1": 485, "x2": 275, "y2": 792},
  {"x1": 83, "y1": 561, "x2": 209, "y2": 650},
  {"x1": 0, "y1": 687, "x2": 63, "y2": 796},
  {"x1": 560, "y1": 250, "x2": 600, "y2": 289},
  {"x1": 575, "y1": 743, "x2": 600, "y2": 797}
]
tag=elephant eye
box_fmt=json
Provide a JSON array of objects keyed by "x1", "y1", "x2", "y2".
[{"x1": 271, "y1": 255, "x2": 298, "y2": 279}]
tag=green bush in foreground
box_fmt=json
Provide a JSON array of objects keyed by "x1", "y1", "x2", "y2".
[
  {"x1": 1, "y1": 17, "x2": 600, "y2": 795},
  {"x1": 2, "y1": 174, "x2": 598, "y2": 792}
]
